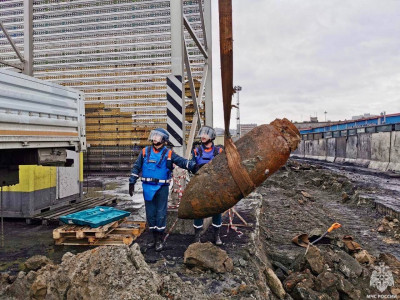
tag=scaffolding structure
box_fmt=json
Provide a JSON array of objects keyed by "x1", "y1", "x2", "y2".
[{"x1": 0, "y1": 0, "x2": 211, "y2": 175}]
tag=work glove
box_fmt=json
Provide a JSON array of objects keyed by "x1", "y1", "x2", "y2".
[
  {"x1": 192, "y1": 164, "x2": 200, "y2": 174},
  {"x1": 129, "y1": 183, "x2": 135, "y2": 196}
]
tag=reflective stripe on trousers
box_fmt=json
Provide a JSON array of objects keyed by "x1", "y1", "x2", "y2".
[{"x1": 193, "y1": 213, "x2": 222, "y2": 228}]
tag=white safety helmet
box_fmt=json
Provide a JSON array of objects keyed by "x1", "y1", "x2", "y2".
[
  {"x1": 148, "y1": 128, "x2": 169, "y2": 144},
  {"x1": 197, "y1": 126, "x2": 216, "y2": 141}
]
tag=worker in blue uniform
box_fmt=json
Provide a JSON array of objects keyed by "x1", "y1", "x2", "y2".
[
  {"x1": 129, "y1": 128, "x2": 198, "y2": 252},
  {"x1": 191, "y1": 126, "x2": 224, "y2": 245}
]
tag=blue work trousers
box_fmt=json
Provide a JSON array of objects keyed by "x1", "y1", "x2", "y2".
[
  {"x1": 193, "y1": 213, "x2": 222, "y2": 229},
  {"x1": 144, "y1": 185, "x2": 169, "y2": 233}
]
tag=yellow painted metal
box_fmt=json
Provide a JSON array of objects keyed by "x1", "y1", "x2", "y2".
[{"x1": 3, "y1": 165, "x2": 57, "y2": 192}]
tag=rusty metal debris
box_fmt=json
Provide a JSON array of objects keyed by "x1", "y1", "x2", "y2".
[
  {"x1": 292, "y1": 233, "x2": 310, "y2": 248},
  {"x1": 178, "y1": 118, "x2": 301, "y2": 219},
  {"x1": 342, "y1": 235, "x2": 362, "y2": 252}
]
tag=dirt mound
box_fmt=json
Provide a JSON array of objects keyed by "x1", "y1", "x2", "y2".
[{"x1": 0, "y1": 244, "x2": 162, "y2": 300}]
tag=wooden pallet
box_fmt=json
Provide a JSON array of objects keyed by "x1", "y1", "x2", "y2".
[
  {"x1": 53, "y1": 217, "x2": 127, "y2": 240},
  {"x1": 29, "y1": 196, "x2": 119, "y2": 225},
  {"x1": 53, "y1": 220, "x2": 146, "y2": 246}
]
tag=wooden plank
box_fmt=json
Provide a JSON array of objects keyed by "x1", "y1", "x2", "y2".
[
  {"x1": 53, "y1": 220, "x2": 144, "y2": 246},
  {"x1": 55, "y1": 233, "x2": 135, "y2": 246},
  {"x1": 36, "y1": 198, "x2": 96, "y2": 218},
  {"x1": 43, "y1": 197, "x2": 117, "y2": 220},
  {"x1": 52, "y1": 217, "x2": 125, "y2": 240}
]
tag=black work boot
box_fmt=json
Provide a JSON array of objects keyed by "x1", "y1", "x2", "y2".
[
  {"x1": 146, "y1": 231, "x2": 157, "y2": 248},
  {"x1": 193, "y1": 228, "x2": 202, "y2": 243},
  {"x1": 155, "y1": 232, "x2": 164, "y2": 252},
  {"x1": 213, "y1": 227, "x2": 222, "y2": 246}
]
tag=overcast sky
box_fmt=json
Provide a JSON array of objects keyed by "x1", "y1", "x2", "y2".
[{"x1": 210, "y1": 0, "x2": 400, "y2": 129}]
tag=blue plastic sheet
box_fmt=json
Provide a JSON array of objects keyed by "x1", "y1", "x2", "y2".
[{"x1": 59, "y1": 206, "x2": 130, "y2": 228}]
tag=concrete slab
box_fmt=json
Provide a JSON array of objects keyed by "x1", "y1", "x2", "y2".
[
  {"x1": 370, "y1": 132, "x2": 391, "y2": 171},
  {"x1": 346, "y1": 135, "x2": 358, "y2": 159},
  {"x1": 354, "y1": 159, "x2": 370, "y2": 168},
  {"x1": 368, "y1": 161, "x2": 389, "y2": 171},
  {"x1": 357, "y1": 133, "x2": 372, "y2": 160},
  {"x1": 166, "y1": 208, "x2": 211, "y2": 235},
  {"x1": 291, "y1": 140, "x2": 305, "y2": 157},
  {"x1": 335, "y1": 157, "x2": 346, "y2": 164},
  {"x1": 326, "y1": 138, "x2": 336, "y2": 162},
  {"x1": 304, "y1": 140, "x2": 313, "y2": 159},
  {"x1": 335, "y1": 137, "x2": 346, "y2": 158},
  {"x1": 388, "y1": 131, "x2": 400, "y2": 172}
]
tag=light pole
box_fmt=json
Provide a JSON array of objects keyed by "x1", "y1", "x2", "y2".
[
  {"x1": 324, "y1": 111, "x2": 327, "y2": 122},
  {"x1": 233, "y1": 85, "x2": 242, "y2": 138}
]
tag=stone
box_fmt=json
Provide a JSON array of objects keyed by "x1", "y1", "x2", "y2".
[
  {"x1": 331, "y1": 182, "x2": 342, "y2": 192},
  {"x1": 336, "y1": 251, "x2": 363, "y2": 278},
  {"x1": 0, "y1": 273, "x2": 11, "y2": 295},
  {"x1": 342, "y1": 192, "x2": 350, "y2": 202},
  {"x1": 315, "y1": 271, "x2": 338, "y2": 292},
  {"x1": 309, "y1": 228, "x2": 325, "y2": 239},
  {"x1": 238, "y1": 258, "x2": 247, "y2": 267},
  {"x1": 167, "y1": 208, "x2": 211, "y2": 234},
  {"x1": 263, "y1": 267, "x2": 286, "y2": 299},
  {"x1": 379, "y1": 253, "x2": 400, "y2": 269},
  {"x1": 378, "y1": 225, "x2": 387, "y2": 233},
  {"x1": 292, "y1": 282, "x2": 331, "y2": 300},
  {"x1": 305, "y1": 246, "x2": 325, "y2": 275},
  {"x1": 354, "y1": 250, "x2": 375, "y2": 265},
  {"x1": 391, "y1": 288, "x2": 400, "y2": 295},
  {"x1": 24, "y1": 255, "x2": 53, "y2": 272},
  {"x1": 342, "y1": 236, "x2": 362, "y2": 253},
  {"x1": 283, "y1": 270, "x2": 315, "y2": 293},
  {"x1": 61, "y1": 252, "x2": 75, "y2": 263},
  {"x1": 184, "y1": 242, "x2": 233, "y2": 273},
  {"x1": 337, "y1": 276, "x2": 361, "y2": 299},
  {"x1": 300, "y1": 191, "x2": 312, "y2": 199},
  {"x1": 291, "y1": 253, "x2": 308, "y2": 272},
  {"x1": 311, "y1": 178, "x2": 323, "y2": 186},
  {"x1": 31, "y1": 275, "x2": 47, "y2": 299}
]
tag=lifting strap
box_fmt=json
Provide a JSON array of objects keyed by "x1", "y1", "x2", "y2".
[{"x1": 219, "y1": 0, "x2": 255, "y2": 197}]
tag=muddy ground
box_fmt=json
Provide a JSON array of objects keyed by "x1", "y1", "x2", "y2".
[{"x1": 1, "y1": 159, "x2": 400, "y2": 299}]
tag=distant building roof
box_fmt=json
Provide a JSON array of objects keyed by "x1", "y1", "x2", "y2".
[{"x1": 240, "y1": 123, "x2": 257, "y2": 137}]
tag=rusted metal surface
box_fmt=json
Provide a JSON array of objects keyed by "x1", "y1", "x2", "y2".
[
  {"x1": 224, "y1": 137, "x2": 255, "y2": 198},
  {"x1": 218, "y1": 0, "x2": 255, "y2": 200},
  {"x1": 178, "y1": 118, "x2": 301, "y2": 219},
  {"x1": 219, "y1": 0, "x2": 234, "y2": 134}
]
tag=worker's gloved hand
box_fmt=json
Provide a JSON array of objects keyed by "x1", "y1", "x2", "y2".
[
  {"x1": 192, "y1": 164, "x2": 200, "y2": 174},
  {"x1": 129, "y1": 183, "x2": 135, "y2": 196}
]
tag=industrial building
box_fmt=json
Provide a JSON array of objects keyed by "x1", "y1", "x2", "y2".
[
  {"x1": 0, "y1": 0, "x2": 209, "y2": 175},
  {"x1": 239, "y1": 123, "x2": 257, "y2": 137}
]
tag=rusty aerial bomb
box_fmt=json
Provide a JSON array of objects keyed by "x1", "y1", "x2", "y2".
[{"x1": 178, "y1": 118, "x2": 301, "y2": 219}]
